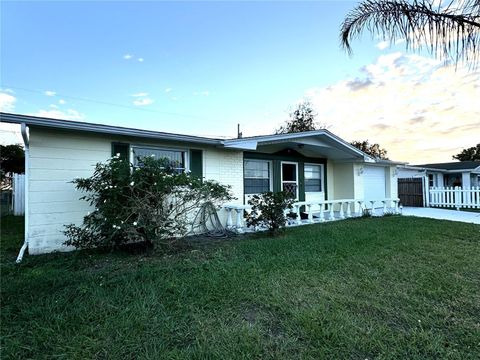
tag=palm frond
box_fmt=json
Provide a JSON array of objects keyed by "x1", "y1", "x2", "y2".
[{"x1": 340, "y1": 0, "x2": 480, "y2": 66}]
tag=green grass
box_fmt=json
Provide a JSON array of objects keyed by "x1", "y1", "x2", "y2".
[{"x1": 1, "y1": 215, "x2": 479, "y2": 359}]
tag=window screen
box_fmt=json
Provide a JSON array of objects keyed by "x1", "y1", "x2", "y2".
[
  {"x1": 133, "y1": 147, "x2": 186, "y2": 172},
  {"x1": 244, "y1": 160, "x2": 271, "y2": 194},
  {"x1": 304, "y1": 164, "x2": 323, "y2": 192}
]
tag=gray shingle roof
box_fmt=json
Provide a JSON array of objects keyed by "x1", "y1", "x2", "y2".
[{"x1": 414, "y1": 161, "x2": 480, "y2": 171}]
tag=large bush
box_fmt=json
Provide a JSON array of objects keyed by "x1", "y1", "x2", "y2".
[
  {"x1": 64, "y1": 156, "x2": 233, "y2": 250},
  {"x1": 245, "y1": 191, "x2": 295, "y2": 233}
]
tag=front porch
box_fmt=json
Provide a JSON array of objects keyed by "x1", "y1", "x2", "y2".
[{"x1": 224, "y1": 197, "x2": 400, "y2": 233}]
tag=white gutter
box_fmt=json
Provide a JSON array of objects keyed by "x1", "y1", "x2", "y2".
[{"x1": 16, "y1": 123, "x2": 29, "y2": 263}]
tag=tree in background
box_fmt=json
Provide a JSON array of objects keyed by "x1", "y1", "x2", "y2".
[
  {"x1": 276, "y1": 100, "x2": 328, "y2": 134},
  {"x1": 341, "y1": 0, "x2": 480, "y2": 67},
  {"x1": 0, "y1": 144, "x2": 25, "y2": 180},
  {"x1": 452, "y1": 144, "x2": 480, "y2": 161},
  {"x1": 351, "y1": 140, "x2": 389, "y2": 159}
]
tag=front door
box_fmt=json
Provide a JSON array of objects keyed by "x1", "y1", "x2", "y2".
[{"x1": 281, "y1": 162, "x2": 298, "y2": 199}]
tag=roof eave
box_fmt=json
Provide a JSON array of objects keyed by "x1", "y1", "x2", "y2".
[{"x1": 0, "y1": 112, "x2": 222, "y2": 146}]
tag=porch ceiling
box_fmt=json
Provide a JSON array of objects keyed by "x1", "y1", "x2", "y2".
[
  {"x1": 222, "y1": 131, "x2": 372, "y2": 162},
  {"x1": 255, "y1": 142, "x2": 359, "y2": 160}
]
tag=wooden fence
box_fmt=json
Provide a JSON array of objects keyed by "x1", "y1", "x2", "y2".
[
  {"x1": 429, "y1": 186, "x2": 480, "y2": 209},
  {"x1": 13, "y1": 173, "x2": 25, "y2": 215},
  {"x1": 398, "y1": 178, "x2": 424, "y2": 207}
]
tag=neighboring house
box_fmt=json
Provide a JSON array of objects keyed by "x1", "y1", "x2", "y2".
[
  {"x1": 1, "y1": 112, "x2": 401, "y2": 255},
  {"x1": 398, "y1": 161, "x2": 480, "y2": 188}
]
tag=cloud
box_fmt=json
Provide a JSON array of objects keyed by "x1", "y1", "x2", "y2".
[
  {"x1": 346, "y1": 78, "x2": 374, "y2": 91},
  {"x1": 194, "y1": 90, "x2": 210, "y2": 96},
  {"x1": 133, "y1": 98, "x2": 154, "y2": 106},
  {"x1": 130, "y1": 92, "x2": 154, "y2": 106},
  {"x1": 44, "y1": 90, "x2": 56, "y2": 96},
  {"x1": 165, "y1": 88, "x2": 172, "y2": 93},
  {"x1": 372, "y1": 123, "x2": 391, "y2": 131},
  {"x1": 123, "y1": 54, "x2": 133, "y2": 60},
  {"x1": 0, "y1": 91, "x2": 16, "y2": 112},
  {"x1": 409, "y1": 116, "x2": 426, "y2": 124},
  {"x1": 376, "y1": 41, "x2": 389, "y2": 50},
  {"x1": 138, "y1": 58, "x2": 144, "y2": 62},
  {"x1": 303, "y1": 52, "x2": 480, "y2": 163},
  {"x1": 131, "y1": 92, "x2": 149, "y2": 97},
  {"x1": 58, "y1": 99, "x2": 66, "y2": 105},
  {"x1": 30, "y1": 108, "x2": 85, "y2": 121}
]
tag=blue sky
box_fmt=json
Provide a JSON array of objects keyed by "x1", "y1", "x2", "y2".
[{"x1": 1, "y1": 1, "x2": 479, "y2": 162}]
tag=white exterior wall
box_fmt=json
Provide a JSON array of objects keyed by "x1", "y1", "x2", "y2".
[
  {"x1": 332, "y1": 163, "x2": 355, "y2": 199},
  {"x1": 326, "y1": 160, "x2": 335, "y2": 201},
  {"x1": 203, "y1": 148, "x2": 244, "y2": 224},
  {"x1": 28, "y1": 128, "x2": 111, "y2": 254},
  {"x1": 471, "y1": 174, "x2": 480, "y2": 187},
  {"x1": 398, "y1": 168, "x2": 423, "y2": 178},
  {"x1": 461, "y1": 172, "x2": 471, "y2": 188},
  {"x1": 27, "y1": 127, "x2": 243, "y2": 255},
  {"x1": 386, "y1": 166, "x2": 398, "y2": 198},
  {"x1": 353, "y1": 164, "x2": 365, "y2": 201}
]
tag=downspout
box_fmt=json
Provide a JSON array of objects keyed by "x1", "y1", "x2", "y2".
[{"x1": 16, "y1": 123, "x2": 29, "y2": 263}]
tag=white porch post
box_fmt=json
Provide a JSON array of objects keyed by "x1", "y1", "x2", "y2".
[
  {"x1": 319, "y1": 203, "x2": 325, "y2": 222},
  {"x1": 295, "y1": 204, "x2": 302, "y2": 225},
  {"x1": 235, "y1": 209, "x2": 244, "y2": 232},
  {"x1": 329, "y1": 203, "x2": 334, "y2": 220},
  {"x1": 357, "y1": 201, "x2": 364, "y2": 216},
  {"x1": 225, "y1": 208, "x2": 233, "y2": 228},
  {"x1": 307, "y1": 204, "x2": 314, "y2": 223},
  {"x1": 462, "y1": 172, "x2": 471, "y2": 189},
  {"x1": 346, "y1": 201, "x2": 352, "y2": 217},
  {"x1": 339, "y1": 201, "x2": 345, "y2": 219}
]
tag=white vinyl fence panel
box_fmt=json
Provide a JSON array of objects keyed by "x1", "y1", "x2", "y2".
[
  {"x1": 13, "y1": 173, "x2": 25, "y2": 216},
  {"x1": 429, "y1": 186, "x2": 480, "y2": 209}
]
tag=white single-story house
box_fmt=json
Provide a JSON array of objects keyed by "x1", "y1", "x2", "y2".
[
  {"x1": 398, "y1": 162, "x2": 480, "y2": 188},
  {"x1": 1, "y1": 112, "x2": 401, "y2": 256}
]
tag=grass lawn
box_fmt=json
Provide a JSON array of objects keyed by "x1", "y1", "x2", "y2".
[{"x1": 1, "y1": 215, "x2": 479, "y2": 359}]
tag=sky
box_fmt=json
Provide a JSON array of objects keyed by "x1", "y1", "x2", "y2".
[{"x1": 1, "y1": 0, "x2": 479, "y2": 163}]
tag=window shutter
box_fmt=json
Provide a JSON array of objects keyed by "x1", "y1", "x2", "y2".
[
  {"x1": 189, "y1": 149, "x2": 203, "y2": 179},
  {"x1": 111, "y1": 142, "x2": 130, "y2": 161}
]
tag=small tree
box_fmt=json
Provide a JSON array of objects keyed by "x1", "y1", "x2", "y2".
[
  {"x1": 351, "y1": 140, "x2": 389, "y2": 159},
  {"x1": 0, "y1": 144, "x2": 24, "y2": 180},
  {"x1": 64, "y1": 156, "x2": 233, "y2": 250},
  {"x1": 452, "y1": 144, "x2": 480, "y2": 161},
  {"x1": 245, "y1": 191, "x2": 295, "y2": 233},
  {"x1": 276, "y1": 100, "x2": 328, "y2": 134}
]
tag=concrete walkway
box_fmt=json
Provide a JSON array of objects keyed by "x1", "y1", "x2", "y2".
[{"x1": 402, "y1": 207, "x2": 480, "y2": 225}]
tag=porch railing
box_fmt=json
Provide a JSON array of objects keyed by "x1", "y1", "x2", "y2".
[
  {"x1": 429, "y1": 186, "x2": 480, "y2": 209},
  {"x1": 224, "y1": 198, "x2": 400, "y2": 233}
]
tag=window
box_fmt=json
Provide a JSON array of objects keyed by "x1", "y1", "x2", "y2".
[
  {"x1": 132, "y1": 146, "x2": 186, "y2": 172},
  {"x1": 304, "y1": 164, "x2": 323, "y2": 192},
  {"x1": 244, "y1": 160, "x2": 271, "y2": 194},
  {"x1": 428, "y1": 174, "x2": 434, "y2": 187}
]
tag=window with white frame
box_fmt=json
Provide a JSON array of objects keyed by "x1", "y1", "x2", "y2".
[
  {"x1": 428, "y1": 174, "x2": 434, "y2": 187},
  {"x1": 132, "y1": 146, "x2": 187, "y2": 173},
  {"x1": 244, "y1": 159, "x2": 271, "y2": 194},
  {"x1": 304, "y1": 164, "x2": 323, "y2": 192}
]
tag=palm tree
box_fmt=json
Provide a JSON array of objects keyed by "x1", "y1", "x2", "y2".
[{"x1": 340, "y1": 0, "x2": 480, "y2": 66}]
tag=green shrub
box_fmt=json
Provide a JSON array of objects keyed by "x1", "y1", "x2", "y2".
[
  {"x1": 245, "y1": 191, "x2": 295, "y2": 233},
  {"x1": 64, "y1": 156, "x2": 233, "y2": 250}
]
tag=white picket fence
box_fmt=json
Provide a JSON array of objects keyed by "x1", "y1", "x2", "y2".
[
  {"x1": 12, "y1": 173, "x2": 25, "y2": 215},
  {"x1": 429, "y1": 186, "x2": 480, "y2": 209}
]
